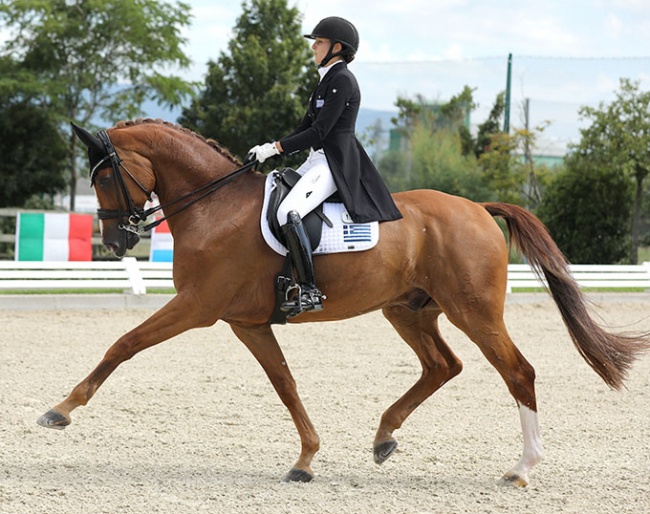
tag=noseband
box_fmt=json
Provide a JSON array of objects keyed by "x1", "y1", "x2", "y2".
[{"x1": 91, "y1": 130, "x2": 257, "y2": 235}]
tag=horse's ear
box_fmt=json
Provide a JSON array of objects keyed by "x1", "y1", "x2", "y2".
[{"x1": 71, "y1": 122, "x2": 105, "y2": 154}]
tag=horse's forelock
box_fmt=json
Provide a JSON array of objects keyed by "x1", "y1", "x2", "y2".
[{"x1": 111, "y1": 118, "x2": 241, "y2": 165}]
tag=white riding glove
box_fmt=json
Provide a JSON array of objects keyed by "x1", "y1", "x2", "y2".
[{"x1": 248, "y1": 142, "x2": 280, "y2": 163}]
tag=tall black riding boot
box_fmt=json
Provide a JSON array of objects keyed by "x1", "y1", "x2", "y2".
[{"x1": 280, "y1": 210, "x2": 324, "y2": 316}]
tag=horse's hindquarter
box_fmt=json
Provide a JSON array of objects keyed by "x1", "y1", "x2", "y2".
[
  {"x1": 308, "y1": 190, "x2": 510, "y2": 320},
  {"x1": 397, "y1": 190, "x2": 509, "y2": 307}
]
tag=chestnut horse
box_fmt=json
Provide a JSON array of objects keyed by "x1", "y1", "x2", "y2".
[{"x1": 38, "y1": 119, "x2": 649, "y2": 487}]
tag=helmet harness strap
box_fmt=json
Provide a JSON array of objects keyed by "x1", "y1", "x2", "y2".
[{"x1": 319, "y1": 41, "x2": 346, "y2": 67}]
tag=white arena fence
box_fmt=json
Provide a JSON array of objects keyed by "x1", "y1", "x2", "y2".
[
  {"x1": 506, "y1": 262, "x2": 650, "y2": 293},
  {"x1": 0, "y1": 258, "x2": 174, "y2": 295},
  {"x1": 0, "y1": 259, "x2": 649, "y2": 295}
]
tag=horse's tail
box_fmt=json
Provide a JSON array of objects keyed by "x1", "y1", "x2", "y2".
[{"x1": 482, "y1": 201, "x2": 650, "y2": 390}]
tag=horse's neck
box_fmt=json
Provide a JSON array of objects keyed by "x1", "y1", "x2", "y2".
[{"x1": 153, "y1": 156, "x2": 263, "y2": 221}]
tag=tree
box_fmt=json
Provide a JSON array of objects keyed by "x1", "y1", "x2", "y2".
[
  {"x1": 474, "y1": 92, "x2": 505, "y2": 158},
  {"x1": 0, "y1": 0, "x2": 195, "y2": 210},
  {"x1": 390, "y1": 87, "x2": 476, "y2": 154},
  {"x1": 438, "y1": 86, "x2": 477, "y2": 156},
  {"x1": 537, "y1": 163, "x2": 632, "y2": 264},
  {"x1": 380, "y1": 88, "x2": 551, "y2": 204},
  {"x1": 0, "y1": 100, "x2": 68, "y2": 207},
  {"x1": 408, "y1": 125, "x2": 492, "y2": 200},
  {"x1": 477, "y1": 130, "x2": 527, "y2": 205},
  {"x1": 471, "y1": 91, "x2": 555, "y2": 208},
  {"x1": 179, "y1": 0, "x2": 313, "y2": 167},
  {"x1": 477, "y1": 127, "x2": 554, "y2": 207},
  {"x1": 0, "y1": 56, "x2": 67, "y2": 206},
  {"x1": 569, "y1": 79, "x2": 650, "y2": 264},
  {"x1": 382, "y1": 88, "x2": 485, "y2": 196},
  {"x1": 377, "y1": 150, "x2": 409, "y2": 192}
]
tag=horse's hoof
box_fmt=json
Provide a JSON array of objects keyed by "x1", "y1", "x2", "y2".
[
  {"x1": 37, "y1": 409, "x2": 70, "y2": 430},
  {"x1": 498, "y1": 472, "x2": 528, "y2": 488},
  {"x1": 282, "y1": 468, "x2": 313, "y2": 483},
  {"x1": 373, "y1": 439, "x2": 398, "y2": 465}
]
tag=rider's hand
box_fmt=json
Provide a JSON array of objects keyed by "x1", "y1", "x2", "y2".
[{"x1": 247, "y1": 142, "x2": 280, "y2": 163}]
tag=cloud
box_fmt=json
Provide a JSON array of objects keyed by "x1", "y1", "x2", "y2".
[{"x1": 603, "y1": 12, "x2": 624, "y2": 38}]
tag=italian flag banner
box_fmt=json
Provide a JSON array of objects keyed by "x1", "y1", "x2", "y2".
[
  {"x1": 149, "y1": 219, "x2": 173, "y2": 262},
  {"x1": 15, "y1": 212, "x2": 93, "y2": 261}
]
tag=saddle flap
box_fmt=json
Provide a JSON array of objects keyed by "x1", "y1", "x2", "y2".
[{"x1": 267, "y1": 168, "x2": 324, "y2": 251}]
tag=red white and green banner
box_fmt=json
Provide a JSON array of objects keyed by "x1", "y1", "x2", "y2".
[{"x1": 15, "y1": 212, "x2": 93, "y2": 261}]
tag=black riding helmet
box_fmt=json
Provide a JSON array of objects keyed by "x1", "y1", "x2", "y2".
[{"x1": 304, "y1": 17, "x2": 359, "y2": 67}]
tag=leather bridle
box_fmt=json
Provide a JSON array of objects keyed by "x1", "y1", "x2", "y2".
[
  {"x1": 91, "y1": 130, "x2": 257, "y2": 235},
  {"x1": 91, "y1": 130, "x2": 152, "y2": 235}
]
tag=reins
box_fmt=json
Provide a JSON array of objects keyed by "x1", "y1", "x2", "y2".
[
  {"x1": 94, "y1": 130, "x2": 256, "y2": 235},
  {"x1": 139, "y1": 157, "x2": 256, "y2": 233}
]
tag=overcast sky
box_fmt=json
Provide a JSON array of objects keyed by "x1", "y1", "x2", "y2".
[
  {"x1": 191, "y1": 0, "x2": 650, "y2": 69},
  {"x1": 178, "y1": 0, "x2": 650, "y2": 151}
]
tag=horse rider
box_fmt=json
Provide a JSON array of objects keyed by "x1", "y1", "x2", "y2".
[{"x1": 248, "y1": 16, "x2": 402, "y2": 316}]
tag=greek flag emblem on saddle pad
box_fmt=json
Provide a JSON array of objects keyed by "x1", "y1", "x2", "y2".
[{"x1": 260, "y1": 171, "x2": 379, "y2": 256}]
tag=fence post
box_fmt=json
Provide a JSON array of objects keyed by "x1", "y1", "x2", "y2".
[{"x1": 123, "y1": 257, "x2": 147, "y2": 295}]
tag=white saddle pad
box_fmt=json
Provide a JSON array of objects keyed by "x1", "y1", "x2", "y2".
[{"x1": 261, "y1": 171, "x2": 379, "y2": 256}]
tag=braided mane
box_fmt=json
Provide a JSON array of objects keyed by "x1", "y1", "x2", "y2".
[{"x1": 112, "y1": 118, "x2": 241, "y2": 165}]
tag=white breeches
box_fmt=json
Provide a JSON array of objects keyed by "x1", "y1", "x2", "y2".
[{"x1": 276, "y1": 149, "x2": 338, "y2": 226}]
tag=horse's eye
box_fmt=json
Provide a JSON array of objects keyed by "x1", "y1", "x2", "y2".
[{"x1": 98, "y1": 176, "x2": 111, "y2": 189}]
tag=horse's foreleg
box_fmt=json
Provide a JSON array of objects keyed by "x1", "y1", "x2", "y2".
[
  {"x1": 38, "y1": 295, "x2": 206, "y2": 429},
  {"x1": 376, "y1": 305, "x2": 463, "y2": 465},
  {"x1": 229, "y1": 323, "x2": 320, "y2": 483}
]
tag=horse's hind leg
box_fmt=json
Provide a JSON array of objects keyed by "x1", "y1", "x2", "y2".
[
  {"x1": 375, "y1": 304, "x2": 463, "y2": 465},
  {"x1": 445, "y1": 305, "x2": 544, "y2": 487},
  {"x1": 229, "y1": 323, "x2": 320, "y2": 483}
]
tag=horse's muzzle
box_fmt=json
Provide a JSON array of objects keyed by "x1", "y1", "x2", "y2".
[{"x1": 104, "y1": 230, "x2": 140, "y2": 257}]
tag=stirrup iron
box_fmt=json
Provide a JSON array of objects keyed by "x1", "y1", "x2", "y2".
[{"x1": 281, "y1": 285, "x2": 325, "y2": 315}]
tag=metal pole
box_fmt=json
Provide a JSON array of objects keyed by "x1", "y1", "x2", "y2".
[
  {"x1": 524, "y1": 97, "x2": 530, "y2": 160},
  {"x1": 504, "y1": 53, "x2": 512, "y2": 133}
]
